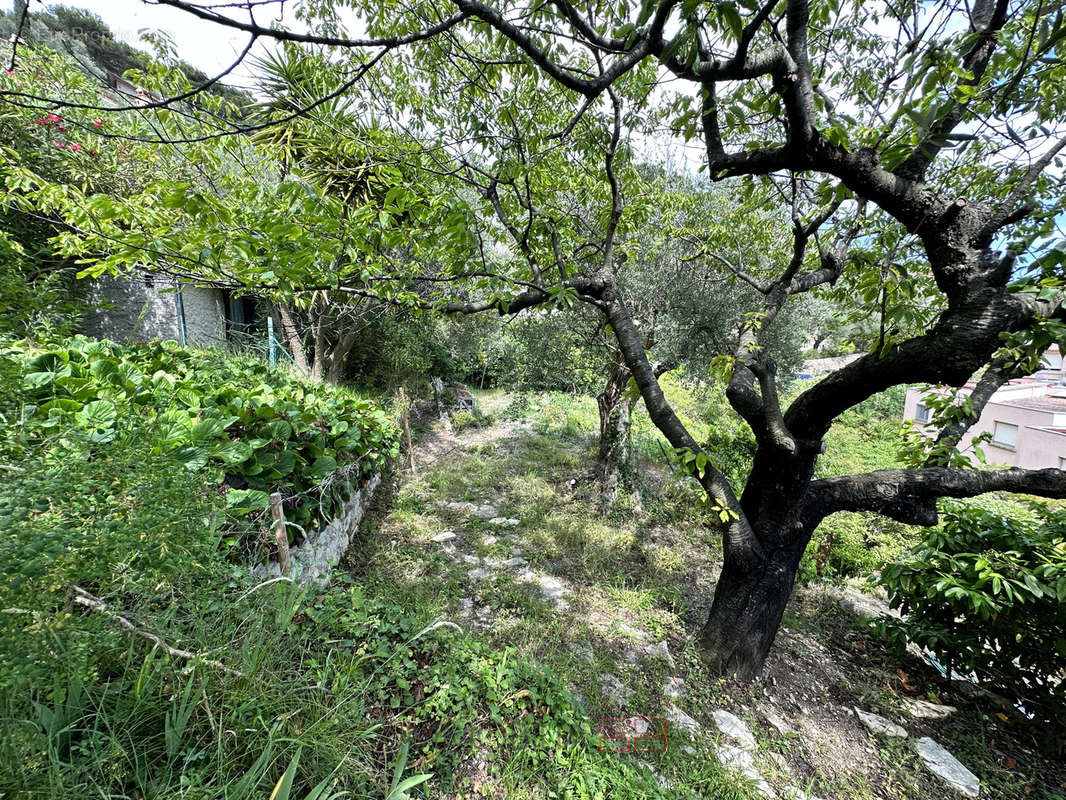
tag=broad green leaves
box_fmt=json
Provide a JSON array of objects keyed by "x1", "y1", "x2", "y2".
[
  {"x1": 879, "y1": 502, "x2": 1066, "y2": 724},
  {"x1": 6, "y1": 337, "x2": 399, "y2": 536}
]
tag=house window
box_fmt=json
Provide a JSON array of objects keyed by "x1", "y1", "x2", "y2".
[
  {"x1": 1059, "y1": 457, "x2": 1066, "y2": 471},
  {"x1": 992, "y1": 422, "x2": 1018, "y2": 448},
  {"x1": 914, "y1": 403, "x2": 931, "y2": 423}
]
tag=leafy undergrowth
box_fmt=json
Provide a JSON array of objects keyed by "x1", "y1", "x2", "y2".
[
  {"x1": 0, "y1": 347, "x2": 688, "y2": 799},
  {"x1": 1, "y1": 336, "x2": 398, "y2": 553},
  {"x1": 354, "y1": 389, "x2": 1065, "y2": 800},
  {"x1": 1, "y1": 569, "x2": 678, "y2": 798}
]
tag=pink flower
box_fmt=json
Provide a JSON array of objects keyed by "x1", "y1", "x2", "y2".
[
  {"x1": 68, "y1": 142, "x2": 82, "y2": 152},
  {"x1": 4, "y1": 70, "x2": 13, "y2": 77},
  {"x1": 36, "y1": 117, "x2": 48, "y2": 125},
  {"x1": 93, "y1": 119, "x2": 103, "y2": 128},
  {"x1": 46, "y1": 113, "x2": 60, "y2": 122},
  {"x1": 56, "y1": 125, "x2": 66, "y2": 132},
  {"x1": 51, "y1": 141, "x2": 64, "y2": 148}
]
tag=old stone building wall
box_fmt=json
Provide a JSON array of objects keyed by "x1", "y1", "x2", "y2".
[{"x1": 80, "y1": 273, "x2": 226, "y2": 346}]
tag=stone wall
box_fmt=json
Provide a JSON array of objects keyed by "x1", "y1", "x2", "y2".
[
  {"x1": 80, "y1": 273, "x2": 226, "y2": 347},
  {"x1": 252, "y1": 473, "x2": 382, "y2": 585}
]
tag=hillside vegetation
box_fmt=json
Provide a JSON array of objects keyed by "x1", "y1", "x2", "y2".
[{"x1": 0, "y1": 336, "x2": 708, "y2": 800}]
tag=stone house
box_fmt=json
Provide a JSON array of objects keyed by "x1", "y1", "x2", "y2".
[
  {"x1": 903, "y1": 346, "x2": 1066, "y2": 470},
  {"x1": 79, "y1": 271, "x2": 257, "y2": 347}
]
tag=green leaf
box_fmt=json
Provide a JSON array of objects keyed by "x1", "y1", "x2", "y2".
[
  {"x1": 311, "y1": 455, "x2": 338, "y2": 479},
  {"x1": 75, "y1": 399, "x2": 117, "y2": 430},
  {"x1": 225, "y1": 489, "x2": 271, "y2": 511}
]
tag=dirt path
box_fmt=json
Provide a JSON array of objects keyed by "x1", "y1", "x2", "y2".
[{"x1": 356, "y1": 392, "x2": 1058, "y2": 800}]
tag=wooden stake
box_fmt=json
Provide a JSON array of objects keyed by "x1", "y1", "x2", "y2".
[{"x1": 269, "y1": 492, "x2": 291, "y2": 576}]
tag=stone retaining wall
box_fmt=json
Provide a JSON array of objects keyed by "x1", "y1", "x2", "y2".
[{"x1": 253, "y1": 472, "x2": 382, "y2": 585}]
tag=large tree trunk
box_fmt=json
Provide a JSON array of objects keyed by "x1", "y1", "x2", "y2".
[
  {"x1": 325, "y1": 329, "x2": 358, "y2": 385},
  {"x1": 310, "y1": 314, "x2": 326, "y2": 383},
  {"x1": 698, "y1": 441, "x2": 822, "y2": 676},
  {"x1": 274, "y1": 304, "x2": 310, "y2": 375},
  {"x1": 596, "y1": 355, "x2": 633, "y2": 510},
  {"x1": 698, "y1": 536, "x2": 808, "y2": 678}
]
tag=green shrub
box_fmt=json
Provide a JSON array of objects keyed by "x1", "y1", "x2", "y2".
[
  {"x1": 800, "y1": 512, "x2": 915, "y2": 583},
  {"x1": 877, "y1": 502, "x2": 1066, "y2": 726},
  {"x1": 0, "y1": 419, "x2": 222, "y2": 608},
  {"x1": 2, "y1": 337, "x2": 399, "y2": 539},
  {"x1": 449, "y1": 407, "x2": 495, "y2": 431}
]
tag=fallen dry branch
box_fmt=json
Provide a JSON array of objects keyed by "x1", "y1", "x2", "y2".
[{"x1": 69, "y1": 585, "x2": 243, "y2": 677}]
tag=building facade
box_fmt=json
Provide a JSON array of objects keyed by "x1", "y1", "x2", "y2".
[
  {"x1": 79, "y1": 272, "x2": 236, "y2": 348},
  {"x1": 903, "y1": 347, "x2": 1066, "y2": 470}
]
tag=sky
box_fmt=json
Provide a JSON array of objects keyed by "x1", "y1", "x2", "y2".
[{"x1": 41, "y1": 0, "x2": 290, "y2": 89}]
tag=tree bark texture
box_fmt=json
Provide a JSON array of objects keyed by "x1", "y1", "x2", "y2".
[
  {"x1": 275, "y1": 303, "x2": 310, "y2": 375},
  {"x1": 698, "y1": 531, "x2": 809, "y2": 678},
  {"x1": 595, "y1": 354, "x2": 634, "y2": 510}
]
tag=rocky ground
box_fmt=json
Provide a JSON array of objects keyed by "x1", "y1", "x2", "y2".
[{"x1": 348, "y1": 393, "x2": 1064, "y2": 800}]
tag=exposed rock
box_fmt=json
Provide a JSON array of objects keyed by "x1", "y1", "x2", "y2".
[
  {"x1": 503, "y1": 556, "x2": 527, "y2": 568},
  {"x1": 481, "y1": 535, "x2": 498, "y2": 546},
  {"x1": 622, "y1": 648, "x2": 640, "y2": 666},
  {"x1": 614, "y1": 620, "x2": 645, "y2": 640},
  {"x1": 472, "y1": 504, "x2": 499, "y2": 519},
  {"x1": 625, "y1": 715, "x2": 652, "y2": 735},
  {"x1": 715, "y1": 744, "x2": 776, "y2": 798},
  {"x1": 663, "y1": 676, "x2": 685, "y2": 699},
  {"x1": 902, "y1": 697, "x2": 957, "y2": 720},
  {"x1": 253, "y1": 474, "x2": 381, "y2": 585},
  {"x1": 473, "y1": 604, "x2": 494, "y2": 629},
  {"x1": 764, "y1": 712, "x2": 793, "y2": 736},
  {"x1": 665, "y1": 704, "x2": 701, "y2": 736},
  {"x1": 468, "y1": 567, "x2": 492, "y2": 581},
  {"x1": 446, "y1": 501, "x2": 475, "y2": 513},
  {"x1": 711, "y1": 709, "x2": 756, "y2": 750},
  {"x1": 431, "y1": 530, "x2": 457, "y2": 543},
  {"x1": 915, "y1": 737, "x2": 980, "y2": 798},
  {"x1": 854, "y1": 707, "x2": 908, "y2": 738},
  {"x1": 643, "y1": 640, "x2": 676, "y2": 668},
  {"x1": 461, "y1": 554, "x2": 480, "y2": 565},
  {"x1": 572, "y1": 643, "x2": 595, "y2": 664},
  {"x1": 489, "y1": 516, "x2": 520, "y2": 527},
  {"x1": 599, "y1": 672, "x2": 632, "y2": 705},
  {"x1": 537, "y1": 575, "x2": 567, "y2": 603},
  {"x1": 767, "y1": 752, "x2": 791, "y2": 777},
  {"x1": 831, "y1": 585, "x2": 899, "y2": 620}
]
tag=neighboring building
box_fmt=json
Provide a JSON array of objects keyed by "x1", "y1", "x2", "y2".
[
  {"x1": 79, "y1": 271, "x2": 257, "y2": 348},
  {"x1": 103, "y1": 72, "x2": 163, "y2": 106},
  {"x1": 903, "y1": 346, "x2": 1066, "y2": 470}
]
